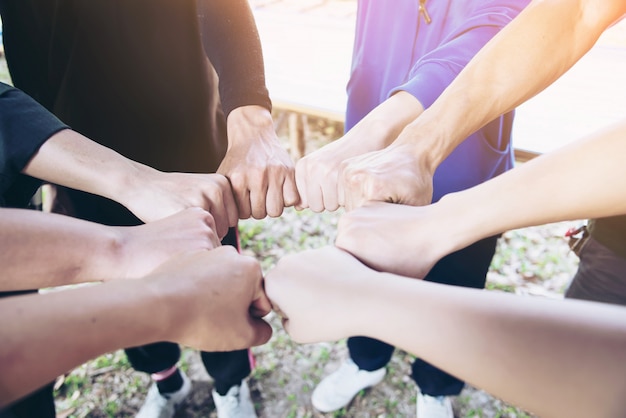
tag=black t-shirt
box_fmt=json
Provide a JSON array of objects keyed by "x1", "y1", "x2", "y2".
[
  {"x1": 0, "y1": 0, "x2": 272, "y2": 174},
  {"x1": 0, "y1": 82, "x2": 68, "y2": 207}
]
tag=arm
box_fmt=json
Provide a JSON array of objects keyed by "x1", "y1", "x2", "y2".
[
  {"x1": 265, "y1": 246, "x2": 626, "y2": 418},
  {"x1": 23, "y1": 129, "x2": 238, "y2": 238},
  {"x1": 0, "y1": 82, "x2": 237, "y2": 237},
  {"x1": 335, "y1": 119, "x2": 626, "y2": 278},
  {"x1": 296, "y1": 91, "x2": 423, "y2": 212},
  {"x1": 0, "y1": 207, "x2": 220, "y2": 291},
  {"x1": 0, "y1": 246, "x2": 272, "y2": 407},
  {"x1": 297, "y1": 1, "x2": 529, "y2": 211},
  {"x1": 392, "y1": 0, "x2": 626, "y2": 178},
  {"x1": 198, "y1": 0, "x2": 298, "y2": 219}
]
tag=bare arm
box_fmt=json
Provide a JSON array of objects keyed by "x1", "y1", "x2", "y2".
[
  {"x1": 0, "y1": 207, "x2": 219, "y2": 291},
  {"x1": 265, "y1": 247, "x2": 626, "y2": 418},
  {"x1": 0, "y1": 247, "x2": 272, "y2": 407},
  {"x1": 22, "y1": 129, "x2": 238, "y2": 237},
  {"x1": 336, "y1": 119, "x2": 626, "y2": 278},
  {"x1": 295, "y1": 91, "x2": 423, "y2": 212},
  {"x1": 398, "y1": 0, "x2": 626, "y2": 172}
]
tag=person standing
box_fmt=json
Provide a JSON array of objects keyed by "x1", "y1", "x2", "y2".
[
  {"x1": 0, "y1": 1, "x2": 297, "y2": 417},
  {"x1": 295, "y1": 1, "x2": 529, "y2": 416}
]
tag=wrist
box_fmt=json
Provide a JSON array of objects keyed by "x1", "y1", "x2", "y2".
[
  {"x1": 435, "y1": 192, "x2": 493, "y2": 252},
  {"x1": 226, "y1": 105, "x2": 274, "y2": 147}
]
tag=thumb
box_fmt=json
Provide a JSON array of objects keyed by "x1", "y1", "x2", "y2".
[{"x1": 247, "y1": 318, "x2": 273, "y2": 347}]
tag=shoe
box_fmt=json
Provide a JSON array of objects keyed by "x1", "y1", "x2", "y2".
[
  {"x1": 212, "y1": 380, "x2": 257, "y2": 418},
  {"x1": 416, "y1": 393, "x2": 453, "y2": 418},
  {"x1": 311, "y1": 358, "x2": 386, "y2": 412},
  {"x1": 136, "y1": 370, "x2": 192, "y2": 418}
]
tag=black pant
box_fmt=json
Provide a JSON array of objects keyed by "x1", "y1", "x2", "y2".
[{"x1": 348, "y1": 235, "x2": 499, "y2": 397}]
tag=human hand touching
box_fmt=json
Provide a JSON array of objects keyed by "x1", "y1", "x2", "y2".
[
  {"x1": 265, "y1": 246, "x2": 382, "y2": 344},
  {"x1": 338, "y1": 142, "x2": 434, "y2": 211},
  {"x1": 295, "y1": 132, "x2": 382, "y2": 213},
  {"x1": 335, "y1": 202, "x2": 459, "y2": 279},
  {"x1": 23, "y1": 129, "x2": 238, "y2": 239},
  {"x1": 218, "y1": 105, "x2": 299, "y2": 219},
  {"x1": 110, "y1": 207, "x2": 222, "y2": 279},
  {"x1": 295, "y1": 92, "x2": 424, "y2": 212},
  {"x1": 148, "y1": 246, "x2": 273, "y2": 351},
  {"x1": 122, "y1": 170, "x2": 238, "y2": 239}
]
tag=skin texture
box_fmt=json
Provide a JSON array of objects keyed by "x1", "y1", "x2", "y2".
[
  {"x1": 265, "y1": 247, "x2": 626, "y2": 418},
  {"x1": 305, "y1": 0, "x2": 626, "y2": 210},
  {"x1": 0, "y1": 207, "x2": 220, "y2": 290},
  {"x1": 0, "y1": 247, "x2": 272, "y2": 408},
  {"x1": 295, "y1": 92, "x2": 423, "y2": 212},
  {"x1": 24, "y1": 129, "x2": 238, "y2": 239},
  {"x1": 336, "y1": 119, "x2": 626, "y2": 279},
  {"x1": 219, "y1": 105, "x2": 299, "y2": 220}
]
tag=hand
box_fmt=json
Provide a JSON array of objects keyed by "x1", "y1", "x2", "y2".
[
  {"x1": 336, "y1": 202, "x2": 455, "y2": 279},
  {"x1": 295, "y1": 136, "x2": 365, "y2": 213},
  {"x1": 123, "y1": 170, "x2": 238, "y2": 239},
  {"x1": 265, "y1": 246, "x2": 375, "y2": 344},
  {"x1": 338, "y1": 143, "x2": 434, "y2": 211},
  {"x1": 149, "y1": 246, "x2": 272, "y2": 351},
  {"x1": 218, "y1": 106, "x2": 298, "y2": 219},
  {"x1": 112, "y1": 207, "x2": 221, "y2": 279}
]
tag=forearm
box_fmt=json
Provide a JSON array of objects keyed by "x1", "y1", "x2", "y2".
[
  {"x1": 22, "y1": 129, "x2": 160, "y2": 213},
  {"x1": 0, "y1": 279, "x2": 166, "y2": 407},
  {"x1": 397, "y1": 0, "x2": 624, "y2": 170},
  {"x1": 357, "y1": 274, "x2": 626, "y2": 417},
  {"x1": 0, "y1": 209, "x2": 126, "y2": 290},
  {"x1": 431, "y1": 119, "x2": 626, "y2": 255},
  {"x1": 346, "y1": 91, "x2": 424, "y2": 152}
]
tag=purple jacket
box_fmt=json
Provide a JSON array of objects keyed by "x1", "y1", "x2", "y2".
[{"x1": 347, "y1": 0, "x2": 530, "y2": 201}]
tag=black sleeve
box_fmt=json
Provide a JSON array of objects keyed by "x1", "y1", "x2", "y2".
[
  {"x1": 0, "y1": 82, "x2": 68, "y2": 207},
  {"x1": 197, "y1": 0, "x2": 272, "y2": 117}
]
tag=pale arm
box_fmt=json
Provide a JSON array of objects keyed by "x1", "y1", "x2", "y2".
[
  {"x1": 217, "y1": 105, "x2": 298, "y2": 219},
  {"x1": 397, "y1": 0, "x2": 626, "y2": 172},
  {"x1": 0, "y1": 207, "x2": 219, "y2": 290},
  {"x1": 0, "y1": 247, "x2": 272, "y2": 407},
  {"x1": 265, "y1": 247, "x2": 626, "y2": 418},
  {"x1": 336, "y1": 119, "x2": 626, "y2": 278},
  {"x1": 295, "y1": 91, "x2": 423, "y2": 212},
  {"x1": 23, "y1": 129, "x2": 238, "y2": 238}
]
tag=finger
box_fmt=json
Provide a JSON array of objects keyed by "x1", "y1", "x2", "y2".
[
  {"x1": 249, "y1": 180, "x2": 268, "y2": 220},
  {"x1": 337, "y1": 173, "x2": 346, "y2": 208},
  {"x1": 199, "y1": 210, "x2": 221, "y2": 248},
  {"x1": 219, "y1": 179, "x2": 240, "y2": 228},
  {"x1": 294, "y1": 161, "x2": 309, "y2": 210},
  {"x1": 236, "y1": 188, "x2": 252, "y2": 220},
  {"x1": 265, "y1": 173, "x2": 285, "y2": 218},
  {"x1": 207, "y1": 195, "x2": 229, "y2": 240},
  {"x1": 320, "y1": 180, "x2": 339, "y2": 212},
  {"x1": 250, "y1": 293, "x2": 273, "y2": 318},
  {"x1": 248, "y1": 318, "x2": 273, "y2": 347},
  {"x1": 282, "y1": 171, "x2": 300, "y2": 208}
]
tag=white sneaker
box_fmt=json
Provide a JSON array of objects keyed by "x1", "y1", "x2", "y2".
[
  {"x1": 212, "y1": 380, "x2": 257, "y2": 418},
  {"x1": 416, "y1": 393, "x2": 454, "y2": 418},
  {"x1": 136, "y1": 370, "x2": 192, "y2": 418},
  {"x1": 311, "y1": 358, "x2": 386, "y2": 412}
]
